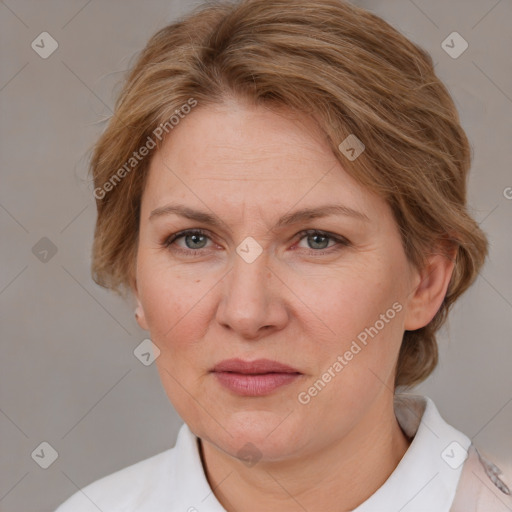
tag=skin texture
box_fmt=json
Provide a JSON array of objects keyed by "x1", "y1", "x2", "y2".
[{"x1": 134, "y1": 98, "x2": 455, "y2": 511}]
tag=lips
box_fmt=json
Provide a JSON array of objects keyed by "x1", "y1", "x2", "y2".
[
  {"x1": 211, "y1": 358, "x2": 302, "y2": 396},
  {"x1": 212, "y1": 358, "x2": 301, "y2": 374}
]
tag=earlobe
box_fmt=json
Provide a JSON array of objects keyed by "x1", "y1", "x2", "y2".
[
  {"x1": 134, "y1": 300, "x2": 149, "y2": 330},
  {"x1": 132, "y1": 277, "x2": 149, "y2": 331},
  {"x1": 403, "y1": 248, "x2": 457, "y2": 331}
]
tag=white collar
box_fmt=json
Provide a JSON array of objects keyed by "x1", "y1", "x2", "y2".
[
  {"x1": 171, "y1": 419, "x2": 227, "y2": 511},
  {"x1": 174, "y1": 393, "x2": 471, "y2": 511},
  {"x1": 352, "y1": 393, "x2": 471, "y2": 511}
]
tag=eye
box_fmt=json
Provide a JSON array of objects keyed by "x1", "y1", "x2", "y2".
[
  {"x1": 294, "y1": 229, "x2": 350, "y2": 255},
  {"x1": 162, "y1": 228, "x2": 350, "y2": 257},
  {"x1": 163, "y1": 229, "x2": 213, "y2": 255}
]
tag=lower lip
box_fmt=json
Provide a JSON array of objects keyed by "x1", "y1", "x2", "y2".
[{"x1": 213, "y1": 372, "x2": 301, "y2": 396}]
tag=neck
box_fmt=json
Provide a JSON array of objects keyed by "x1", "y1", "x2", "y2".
[{"x1": 199, "y1": 394, "x2": 412, "y2": 512}]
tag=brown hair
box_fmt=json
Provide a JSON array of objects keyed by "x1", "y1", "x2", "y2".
[{"x1": 89, "y1": 0, "x2": 488, "y2": 389}]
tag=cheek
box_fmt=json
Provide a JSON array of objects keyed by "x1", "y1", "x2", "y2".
[
  {"x1": 137, "y1": 258, "x2": 209, "y2": 346},
  {"x1": 139, "y1": 267, "x2": 211, "y2": 414},
  {"x1": 306, "y1": 266, "x2": 402, "y2": 339},
  {"x1": 303, "y1": 261, "x2": 406, "y2": 385},
  {"x1": 299, "y1": 276, "x2": 405, "y2": 416}
]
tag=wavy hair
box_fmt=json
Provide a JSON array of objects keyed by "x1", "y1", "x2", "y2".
[{"x1": 89, "y1": 0, "x2": 488, "y2": 389}]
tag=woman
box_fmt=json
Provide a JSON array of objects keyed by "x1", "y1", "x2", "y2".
[{"x1": 56, "y1": 0, "x2": 511, "y2": 510}]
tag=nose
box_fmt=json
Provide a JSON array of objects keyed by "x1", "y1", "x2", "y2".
[{"x1": 215, "y1": 250, "x2": 289, "y2": 340}]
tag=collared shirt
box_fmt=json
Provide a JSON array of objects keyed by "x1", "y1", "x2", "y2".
[{"x1": 55, "y1": 394, "x2": 472, "y2": 511}]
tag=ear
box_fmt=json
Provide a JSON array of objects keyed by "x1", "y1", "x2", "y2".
[
  {"x1": 131, "y1": 278, "x2": 149, "y2": 331},
  {"x1": 404, "y1": 245, "x2": 457, "y2": 331}
]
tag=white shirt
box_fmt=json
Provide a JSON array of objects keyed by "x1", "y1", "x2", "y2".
[{"x1": 55, "y1": 393, "x2": 471, "y2": 511}]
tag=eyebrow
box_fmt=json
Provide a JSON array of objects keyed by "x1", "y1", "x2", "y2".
[{"x1": 149, "y1": 203, "x2": 369, "y2": 229}]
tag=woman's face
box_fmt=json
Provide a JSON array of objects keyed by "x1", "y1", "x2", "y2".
[{"x1": 135, "y1": 99, "x2": 420, "y2": 461}]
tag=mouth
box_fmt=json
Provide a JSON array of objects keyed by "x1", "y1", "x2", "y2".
[{"x1": 211, "y1": 358, "x2": 302, "y2": 396}]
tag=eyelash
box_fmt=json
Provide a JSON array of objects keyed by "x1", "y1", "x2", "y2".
[{"x1": 161, "y1": 228, "x2": 350, "y2": 257}]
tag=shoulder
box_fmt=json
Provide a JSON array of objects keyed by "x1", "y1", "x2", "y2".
[
  {"x1": 451, "y1": 443, "x2": 512, "y2": 512},
  {"x1": 54, "y1": 447, "x2": 176, "y2": 512}
]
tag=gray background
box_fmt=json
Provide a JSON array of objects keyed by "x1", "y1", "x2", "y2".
[{"x1": 0, "y1": 1, "x2": 511, "y2": 511}]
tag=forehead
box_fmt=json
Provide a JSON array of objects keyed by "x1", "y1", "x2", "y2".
[
  {"x1": 141, "y1": 101, "x2": 378, "y2": 218},
  {"x1": 157, "y1": 102, "x2": 331, "y2": 172}
]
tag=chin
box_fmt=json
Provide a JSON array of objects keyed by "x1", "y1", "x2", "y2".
[{"x1": 196, "y1": 411, "x2": 307, "y2": 462}]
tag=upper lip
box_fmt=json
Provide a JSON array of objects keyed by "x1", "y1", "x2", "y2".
[{"x1": 212, "y1": 358, "x2": 301, "y2": 374}]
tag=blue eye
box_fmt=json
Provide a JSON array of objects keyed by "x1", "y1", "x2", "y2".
[
  {"x1": 167, "y1": 229, "x2": 209, "y2": 249},
  {"x1": 295, "y1": 229, "x2": 348, "y2": 253},
  {"x1": 163, "y1": 229, "x2": 212, "y2": 255},
  {"x1": 162, "y1": 228, "x2": 350, "y2": 257}
]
